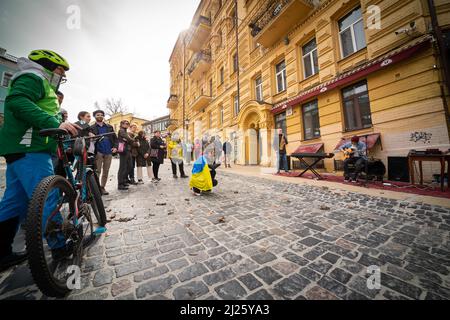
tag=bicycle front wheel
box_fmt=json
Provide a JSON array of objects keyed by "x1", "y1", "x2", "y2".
[
  {"x1": 25, "y1": 175, "x2": 79, "y2": 298},
  {"x1": 86, "y1": 171, "x2": 107, "y2": 227}
]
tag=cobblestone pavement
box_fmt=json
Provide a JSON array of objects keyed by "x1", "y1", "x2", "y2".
[{"x1": 0, "y1": 159, "x2": 449, "y2": 300}]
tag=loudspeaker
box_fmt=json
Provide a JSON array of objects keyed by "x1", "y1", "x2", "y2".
[{"x1": 388, "y1": 157, "x2": 410, "y2": 182}]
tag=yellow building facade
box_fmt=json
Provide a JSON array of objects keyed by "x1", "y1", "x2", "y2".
[
  {"x1": 168, "y1": 0, "x2": 450, "y2": 179},
  {"x1": 106, "y1": 113, "x2": 150, "y2": 133}
]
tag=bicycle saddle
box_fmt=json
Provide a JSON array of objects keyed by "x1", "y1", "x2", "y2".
[{"x1": 39, "y1": 128, "x2": 68, "y2": 138}]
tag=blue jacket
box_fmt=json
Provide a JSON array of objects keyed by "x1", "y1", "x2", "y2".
[{"x1": 340, "y1": 141, "x2": 368, "y2": 159}]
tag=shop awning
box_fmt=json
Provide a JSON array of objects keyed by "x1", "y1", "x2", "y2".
[
  {"x1": 334, "y1": 133, "x2": 381, "y2": 151},
  {"x1": 272, "y1": 35, "x2": 433, "y2": 114},
  {"x1": 291, "y1": 143, "x2": 324, "y2": 154}
]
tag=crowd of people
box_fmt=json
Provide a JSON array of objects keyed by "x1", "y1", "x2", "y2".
[{"x1": 0, "y1": 48, "x2": 291, "y2": 272}]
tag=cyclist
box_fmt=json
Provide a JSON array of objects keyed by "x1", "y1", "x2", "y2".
[{"x1": 0, "y1": 49, "x2": 80, "y2": 272}]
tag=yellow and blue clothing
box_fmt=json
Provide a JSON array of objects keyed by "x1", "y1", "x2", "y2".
[{"x1": 189, "y1": 156, "x2": 213, "y2": 192}]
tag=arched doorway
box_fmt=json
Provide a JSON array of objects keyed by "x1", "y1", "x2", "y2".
[
  {"x1": 237, "y1": 102, "x2": 275, "y2": 167},
  {"x1": 246, "y1": 123, "x2": 260, "y2": 165}
]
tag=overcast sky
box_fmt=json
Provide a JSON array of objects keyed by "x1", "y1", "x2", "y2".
[{"x1": 0, "y1": 0, "x2": 200, "y2": 122}]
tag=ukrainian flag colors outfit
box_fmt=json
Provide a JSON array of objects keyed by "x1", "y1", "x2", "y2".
[{"x1": 189, "y1": 156, "x2": 213, "y2": 192}]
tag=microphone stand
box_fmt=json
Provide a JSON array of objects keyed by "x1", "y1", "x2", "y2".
[{"x1": 363, "y1": 134, "x2": 369, "y2": 187}]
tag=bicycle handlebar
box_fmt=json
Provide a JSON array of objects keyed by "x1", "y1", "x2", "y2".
[{"x1": 63, "y1": 132, "x2": 116, "y2": 143}]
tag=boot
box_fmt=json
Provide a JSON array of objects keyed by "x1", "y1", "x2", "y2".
[{"x1": 0, "y1": 217, "x2": 27, "y2": 272}]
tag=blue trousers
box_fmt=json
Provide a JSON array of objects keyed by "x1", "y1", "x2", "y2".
[
  {"x1": 277, "y1": 152, "x2": 288, "y2": 172},
  {"x1": 0, "y1": 153, "x2": 65, "y2": 249}
]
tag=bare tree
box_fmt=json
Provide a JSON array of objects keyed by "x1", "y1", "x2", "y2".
[{"x1": 98, "y1": 98, "x2": 128, "y2": 117}]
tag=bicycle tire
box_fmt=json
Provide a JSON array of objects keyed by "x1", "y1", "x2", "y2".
[
  {"x1": 25, "y1": 175, "x2": 77, "y2": 298},
  {"x1": 86, "y1": 171, "x2": 107, "y2": 227}
]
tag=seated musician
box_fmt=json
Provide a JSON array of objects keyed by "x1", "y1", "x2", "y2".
[{"x1": 337, "y1": 136, "x2": 367, "y2": 182}]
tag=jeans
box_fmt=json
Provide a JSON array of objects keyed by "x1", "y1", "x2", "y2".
[
  {"x1": 118, "y1": 151, "x2": 132, "y2": 186},
  {"x1": 128, "y1": 156, "x2": 136, "y2": 180},
  {"x1": 152, "y1": 162, "x2": 161, "y2": 179},
  {"x1": 277, "y1": 152, "x2": 288, "y2": 172},
  {"x1": 344, "y1": 157, "x2": 367, "y2": 179},
  {"x1": 0, "y1": 153, "x2": 65, "y2": 251},
  {"x1": 171, "y1": 159, "x2": 185, "y2": 176}
]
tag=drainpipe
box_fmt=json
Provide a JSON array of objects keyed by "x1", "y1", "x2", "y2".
[
  {"x1": 427, "y1": 0, "x2": 450, "y2": 136},
  {"x1": 182, "y1": 33, "x2": 187, "y2": 144},
  {"x1": 234, "y1": 0, "x2": 241, "y2": 115}
]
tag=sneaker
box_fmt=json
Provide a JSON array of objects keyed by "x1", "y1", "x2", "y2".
[{"x1": 0, "y1": 251, "x2": 28, "y2": 272}]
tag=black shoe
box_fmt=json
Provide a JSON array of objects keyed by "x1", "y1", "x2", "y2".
[
  {"x1": 0, "y1": 251, "x2": 28, "y2": 272},
  {"x1": 129, "y1": 179, "x2": 138, "y2": 185},
  {"x1": 173, "y1": 175, "x2": 178, "y2": 179},
  {"x1": 124, "y1": 183, "x2": 130, "y2": 187},
  {"x1": 156, "y1": 178, "x2": 161, "y2": 181},
  {"x1": 180, "y1": 175, "x2": 188, "y2": 178},
  {"x1": 100, "y1": 187, "x2": 109, "y2": 196},
  {"x1": 118, "y1": 185, "x2": 129, "y2": 190}
]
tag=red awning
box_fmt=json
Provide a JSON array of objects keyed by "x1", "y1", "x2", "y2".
[
  {"x1": 272, "y1": 35, "x2": 432, "y2": 114},
  {"x1": 292, "y1": 143, "x2": 324, "y2": 154},
  {"x1": 334, "y1": 133, "x2": 380, "y2": 150}
]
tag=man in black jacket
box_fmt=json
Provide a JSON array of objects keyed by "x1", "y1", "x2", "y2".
[{"x1": 90, "y1": 110, "x2": 118, "y2": 195}]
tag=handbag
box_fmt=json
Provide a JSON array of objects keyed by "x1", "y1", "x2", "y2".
[
  {"x1": 118, "y1": 142, "x2": 125, "y2": 153},
  {"x1": 150, "y1": 148, "x2": 159, "y2": 158}
]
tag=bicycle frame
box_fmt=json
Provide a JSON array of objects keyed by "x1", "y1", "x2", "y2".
[{"x1": 52, "y1": 133, "x2": 113, "y2": 225}]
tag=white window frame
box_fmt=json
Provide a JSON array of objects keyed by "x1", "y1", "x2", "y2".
[
  {"x1": 2, "y1": 72, "x2": 13, "y2": 88},
  {"x1": 338, "y1": 7, "x2": 365, "y2": 59},
  {"x1": 302, "y1": 39, "x2": 318, "y2": 79},
  {"x1": 255, "y1": 76, "x2": 263, "y2": 101},
  {"x1": 275, "y1": 60, "x2": 286, "y2": 94}
]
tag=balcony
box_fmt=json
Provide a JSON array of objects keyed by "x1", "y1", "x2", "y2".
[
  {"x1": 191, "y1": 95, "x2": 212, "y2": 113},
  {"x1": 187, "y1": 16, "x2": 211, "y2": 52},
  {"x1": 187, "y1": 50, "x2": 212, "y2": 80},
  {"x1": 167, "y1": 119, "x2": 178, "y2": 131},
  {"x1": 167, "y1": 94, "x2": 178, "y2": 109},
  {"x1": 249, "y1": 0, "x2": 314, "y2": 48}
]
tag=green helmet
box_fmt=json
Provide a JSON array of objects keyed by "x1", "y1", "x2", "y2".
[{"x1": 28, "y1": 49, "x2": 70, "y2": 71}]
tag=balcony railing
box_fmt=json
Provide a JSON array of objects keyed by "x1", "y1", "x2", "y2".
[
  {"x1": 187, "y1": 50, "x2": 212, "y2": 80},
  {"x1": 167, "y1": 94, "x2": 178, "y2": 109},
  {"x1": 249, "y1": 0, "x2": 315, "y2": 47},
  {"x1": 186, "y1": 15, "x2": 212, "y2": 52}
]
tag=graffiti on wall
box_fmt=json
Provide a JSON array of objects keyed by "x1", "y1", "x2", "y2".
[{"x1": 410, "y1": 132, "x2": 433, "y2": 144}]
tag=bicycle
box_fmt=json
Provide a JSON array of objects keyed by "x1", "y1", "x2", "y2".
[{"x1": 25, "y1": 128, "x2": 113, "y2": 298}]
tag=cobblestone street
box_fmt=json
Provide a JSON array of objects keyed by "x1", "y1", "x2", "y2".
[{"x1": 0, "y1": 159, "x2": 449, "y2": 300}]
